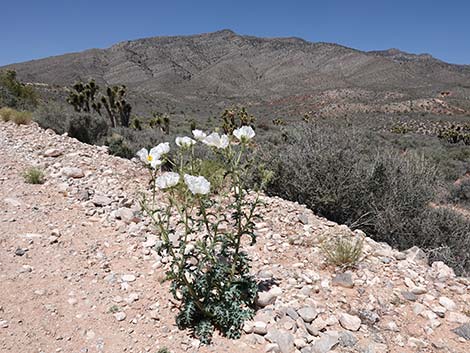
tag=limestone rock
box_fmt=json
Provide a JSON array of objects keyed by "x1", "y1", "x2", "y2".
[
  {"x1": 297, "y1": 306, "x2": 318, "y2": 323},
  {"x1": 339, "y1": 313, "x2": 361, "y2": 331},
  {"x1": 61, "y1": 167, "x2": 84, "y2": 178},
  {"x1": 311, "y1": 331, "x2": 339, "y2": 353},
  {"x1": 256, "y1": 286, "x2": 282, "y2": 307},
  {"x1": 265, "y1": 329, "x2": 294, "y2": 353},
  {"x1": 43, "y1": 148, "x2": 62, "y2": 157}
]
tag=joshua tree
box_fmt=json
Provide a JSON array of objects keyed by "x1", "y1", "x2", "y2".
[
  {"x1": 220, "y1": 106, "x2": 255, "y2": 134},
  {"x1": 100, "y1": 85, "x2": 132, "y2": 128},
  {"x1": 66, "y1": 80, "x2": 132, "y2": 128},
  {"x1": 149, "y1": 112, "x2": 170, "y2": 134},
  {"x1": 66, "y1": 79, "x2": 101, "y2": 114}
]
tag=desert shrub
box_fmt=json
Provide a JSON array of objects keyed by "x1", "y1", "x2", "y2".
[
  {"x1": 33, "y1": 102, "x2": 71, "y2": 133},
  {"x1": 67, "y1": 113, "x2": 108, "y2": 144},
  {"x1": 0, "y1": 107, "x2": 32, "y2": 124},
  {"x1": 109, "y1": 127, "x2": 168, "y2": 157},
  {"x1": 420, "y1": 207, "x2": 470, "y2": 276},
  {"x1": 139, "y1": 127, "x2": 264, "y2": 343},
  {"x1": 450, "y1": 178, "x2": 470, "y2": 203},
  {"x1": 0, "y1": 70, "x2": 38, "y2": 109},
  {"x1": 23, "y1": 167, "x2": 45, "y2": 184},
  {"x1": 263, "y1": 121, "x2": 470, "y2": 274},
  {"x1": 105, "y1": 133, "x2": 134, "y2": 159},
  {"x1": 266, "y1": 123, "x2": 437, "y2": 227}
]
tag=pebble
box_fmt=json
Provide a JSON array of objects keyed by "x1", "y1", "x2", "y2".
[
  {"x1": 14, "y1": 248, "x2": 27, "y2": 256},
  {"x1": 297, "y1": 307, "x2": 318, "y2": 323},
  {"x1": 256, "y1": 286, "x2": 282, "y2": 307},
  {"x1": 339, "y1": 313, "x2": 361, "y2": 331},
  {"x1": 438, "y1": 296, "x2": 456, "y2": 311},
  {"x1": 121, "y1": 274, "x2": 136, "y2": 282},
  {"x1": 43, "y1": 148, "x2": 62, "y2": 157},
  {"x1": 311, "y1": 331, "x2": 339, "y2": 353},
  {"x1": 114, "y1": 312, "x2": 127, "y2": 322},
  {"x1": 61, "y1": 167, "x2": 84, "y2": 179},
  {"x1": 332, "y1": 272, "x2": 354, "y2": 289}
]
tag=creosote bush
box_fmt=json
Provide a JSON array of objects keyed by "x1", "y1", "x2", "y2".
[
  {"x1": 105, "y1": 133, "x2": 134, "y2": 159},
  {"x1": 262, "y1": 121, "x2": 470, "y2": 275},
  {"x1": 23, "y1": 167, "x2": 45, "y2": 184},
  {"x1": 139, "y1": 126, "x2": 267, "y2": 343}
]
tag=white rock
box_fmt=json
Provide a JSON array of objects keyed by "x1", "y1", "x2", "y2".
[
  {"x1": 448, "y1": 312, "x2": 469, "y2": 324},
  {"x1": 43, "y1": 148, "x2": 62, "y2": 157},
  {"x1": 114, "y1": 312, "x2": 126, "y2": 321},
  {"x1": 431, "y1": 261, "x2": 455, "y2": 281},
  {"x1": 438, "y1": 297, "x2": 457, "y2": 311},
  {"x1": 339, "y1": 313, "x2": 361, "y2": 331},
  {"x1": 256, "y1": 286, "x2": 282, "y2": 307},
  {"x1": 121, "y1": 274, "x2": 136, "y2": 282},
  {"x1": 61, "y1": 167, "x2": 84, "y2": 179}
]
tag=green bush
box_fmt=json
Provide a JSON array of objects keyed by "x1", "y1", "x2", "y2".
[
  {"x1": 0, "y1": 70, "x2": 38, "y2": 109},
  {"x1": 68, "y1": 113, "x2": 108, "y2": 144},
  {"x1": 23, "y1": 167, "x2": 45, "y2": 184}
]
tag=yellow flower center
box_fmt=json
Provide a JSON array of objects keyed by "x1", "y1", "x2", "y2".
[{"x1": 147, "y1": 155, "x2": 153, "y2": 162}]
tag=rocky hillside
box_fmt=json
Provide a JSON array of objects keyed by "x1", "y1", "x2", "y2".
[
  {"x1": 3, "y1": 30, "x2": 470, "y2": 118},
  {"x1": 0, "y1": 120, "x2": 469, "y2": 353}
]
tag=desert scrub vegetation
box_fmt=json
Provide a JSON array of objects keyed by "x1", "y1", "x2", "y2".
[
  {"x1": 0, "y1": 107, "x2": 32, "y2": 125},
  {"x1": 138, "y1": 126, "x2": 268, "y2": 343},
  {"x1": 262, "y1": 120, "x2": 470, "y2": 275},
  {"x1": 23, "y1": 167, "x2": 45, "y2": 184},
  {"x1": 0, "y1": 70, "x2": 38, "y2": 110}
]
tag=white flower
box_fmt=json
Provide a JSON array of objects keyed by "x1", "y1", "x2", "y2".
[
  {"x1": 184, "y1": 174, "x2": 210, "y2": 195},
  {"x1": 233, "y1": 126, "x2": 255, "y2": 142},
  {"x1": 136, "y1": 147, "x2": 163, "y2": 169},
  {"x1": 155, "y1": 172, "x2": 180, "y2": 189},
  {"x1": 202, "y1": 132, "x2": 229, "y2": 149},
  {"x1": 192, "y1": 129, "x2": 207, "y2": 141},
  {"x1": 175, "y1": 136, "x2": 196, "y2": 148},
  {"x1": 151, "y1": 142, "x2": 170, "y2": 157}
]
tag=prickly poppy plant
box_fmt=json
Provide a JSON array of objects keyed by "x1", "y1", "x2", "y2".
[{"x1": 139, "y1": 126, "x2": 267, "y2": 344}]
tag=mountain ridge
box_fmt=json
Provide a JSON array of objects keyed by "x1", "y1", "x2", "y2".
[{"x1": 2, "y1": 30, "x2": 470, "y2": 118}]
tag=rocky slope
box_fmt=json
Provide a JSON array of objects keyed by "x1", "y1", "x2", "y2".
[
  {"x1": 0, "y1": 121, "x2": 469, "y2": 353},
  {"x1": 3, "y1": 30, "x2": 470, "y2": 118}
]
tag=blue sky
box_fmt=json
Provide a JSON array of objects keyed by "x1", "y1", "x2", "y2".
[{"x1": 1, "y1": 0, "x2": 469, "y2": 66}]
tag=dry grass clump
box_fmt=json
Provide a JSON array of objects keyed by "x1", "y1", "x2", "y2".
[
  {"x1": 0, "y1": 107, "x2": 15, "y2": 121},
  {"x1": 23, "y1": 167, "x2": 45, "y2": 184},
  {"x1": 321, "y1": 232, "x2": 364, "y2": 267},
  {"x1": 0, "y1": 107, "x2": 32, "y2": 125}
]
